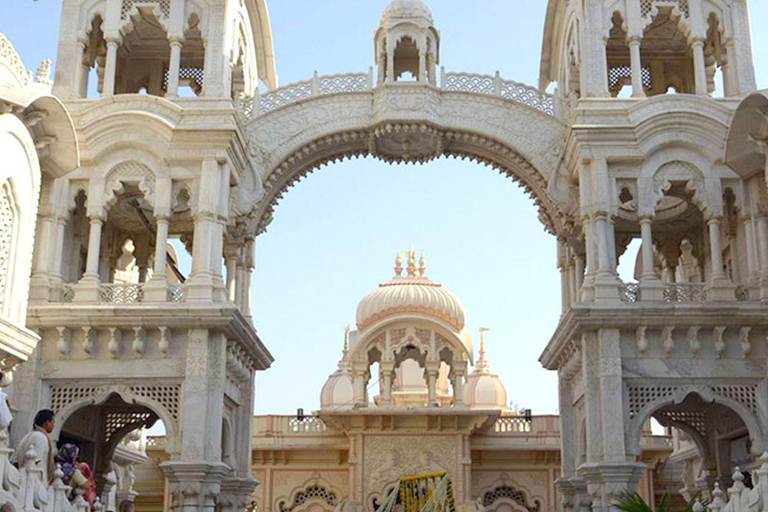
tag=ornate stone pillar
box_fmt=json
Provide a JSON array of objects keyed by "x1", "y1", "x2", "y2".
[
  {"x1": 757, "y1": 210, "x2": 768, "y2": 301},
  {"x1": 581, "y1": 218, "x2": 597, "y2": 302},
  {"x1": 426, "y1": 363, "x2": 439, "y2": 406},
  {"x1": 244, "y1": 238, "x2": 255, "y2": 322},
  {"x1": 558, "y1": 239, "x2": 570, "y2": 312},
  {"x1": 187, "y1": 158, "x2": 227, "y2": 302},
  {"x1": 75, "y1": 211, "x2": 104, "y2": 302},
  {"x1": 452, "y1": 364, "x2": 466, "y2": 408},
  {"x1": 219, "y1": 477, "x2": 258, "y2": 512},
  {"x1": 352, "y1": 364, "x2": 368, "y2": 407},
  {"x1": 161, "y1": 462, "x2": 230, "y2": 512},
  {"x1": 380, "y1": 362, "x2": 394, "y2": 406},
  {"x1": 224, "y1": 244, "x2": 239, "y2": 303},
  {"x1": 628, "y1": 38, "x2": 645, "y2": 98},
  {"x1": 575, "y1": 252, "x2": 585, "y2": 299},
  {"x1": 691, "y1": 39, "x2": 708, "y2": 96},
  {"x1": 102, "y1": 37, "x2": 120, "y2": 96},
  {"x1": 29, "y1": 211, "x2": 55, "y2": 302},
  {"x1": 166, "y1": 38, "x2": 184, "y2": 98},
  {"x1": 593, "y1": 212, "x2": 621, "y2": 301},
  {"x1": 741, "y1": 212, "x2": 759, "y2": 296},
  {"x1": 418, "y1": 50, "x2": 427, "y2": 83},
  {"x1": 386, "y1": 39, "x2": 395, "y2": 83},
  {"x1": 638, "y1": 216, "x2": 664, "y2": 300},
  {"x1": 578, "y1": 329, "x2": 646, "y2": 512},
  {"x1": 706, "y1": 216, "x2": 735, "y2": 300},
  {"x1": 74, "y1": 39, "x2": 89, "y2": 98}
]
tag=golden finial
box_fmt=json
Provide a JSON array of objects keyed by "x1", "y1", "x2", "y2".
[
  {"x1": 419, "y1": 251, "x2": 427, "y2": 277},
  {"x1": 343, "y1": 325, "x2": 350, "y2": 352}
]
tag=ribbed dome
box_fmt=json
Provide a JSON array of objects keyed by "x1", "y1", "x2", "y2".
[
  {"x1": 320, "y1": 367, "x2": 354, "y2": 410},
  {"x1": 321, "y1": 336, "x2": 355, "y2": 410},
  {"x1": 464, "y1": 335, "x2": 508, "y2": 410},
  {"x1": 356, "y1": 252, "x2": 465, "y2": 331},
  {"x1": 381, "y1": 0, "x2": 434, "y2": 25}
]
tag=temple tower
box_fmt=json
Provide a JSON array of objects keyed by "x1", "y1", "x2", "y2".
[{"x1": 11, "y1": 1, "x2": 278, "y2": 511}]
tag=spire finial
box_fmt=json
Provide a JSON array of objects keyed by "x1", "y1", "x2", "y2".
[
  {"x1": 407, "y1": 248, "x2": 417, "y2": 277},
  {"x1": 479, "y1": 327, "x2": 490, "y2": 360},
  {"x1": 343, "y1": 325, "x2": 350, "y2": 353},
  {"x1": 394, "y1": 253, "x2": 403, "y2": 277},
  {"x1": 419, "y1": 251, "x2": 427, "y2": 277}
]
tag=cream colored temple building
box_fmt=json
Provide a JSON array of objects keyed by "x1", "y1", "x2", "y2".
[{"x1": 1, "y1": 0, "x2": 768, "y2": 512}]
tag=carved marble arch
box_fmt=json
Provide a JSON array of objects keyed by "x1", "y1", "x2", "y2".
[
  {"x1": 561, "y1": 16, "x2": 581, "y2": 96},
  {"x1": 231, "y1": 12, "x2": 258, "y2": 96},
  {"x1": 0, "y1": 181, "x2": 18, "y2": 316},
  {"x1": 477, "y1": 477, "x2": 542, "y2": 512},
  {"x1": 48, "y1": 383, "x2": 181, "y2": 455},
  {"x1": 104, "y1": 161, "x2": 156, "y2": 210},
  {"x1": 625, "y1": 385, "x2": 765, "y2": 458},
  {"x1": 249, "y1": 126, "x2": 567, "y2": 238},
  {"x1": 275, "y1": 476, "x2": 341, "y2": 512}
]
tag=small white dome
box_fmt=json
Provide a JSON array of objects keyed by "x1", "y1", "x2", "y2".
[
  {"x1": 355, "y1": 253, "x2": 465, "y2": 331},
  {"x1": 464, "y1": 341, "x2": 508, "y2": 410},
  {"x1": 320, "y1": 366, "x2": 354, "y2": 410},
  {"x1": 381, "y1": 0, "x2": 434, "y2": 25}
]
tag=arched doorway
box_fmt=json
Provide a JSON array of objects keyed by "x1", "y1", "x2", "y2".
[{"x1": 53, "y1": 390, "x2": 178, "y2": 511}]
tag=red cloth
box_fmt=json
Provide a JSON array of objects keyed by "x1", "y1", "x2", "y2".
[{"x1": 78, "y1": 462, "x2": 97, "y2": 511}]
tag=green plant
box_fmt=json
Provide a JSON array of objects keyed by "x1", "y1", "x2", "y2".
[
  {"x1": 615, "y1": 491, "x2": 668, "y2": 512},
  {"x1": 615, "y1": 491, "x2": 709, "y2": 512}
]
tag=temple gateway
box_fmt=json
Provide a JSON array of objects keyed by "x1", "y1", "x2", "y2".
[{"x1": 0, "y1": 1, "x2": 767, "y2": 512}]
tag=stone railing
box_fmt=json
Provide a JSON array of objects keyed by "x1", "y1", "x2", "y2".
[
  {"x1": 167, "y1": 283, "x2": 185, "y2": 303},
  {"x1": 621, "y1": 282, "x2": 640, "y2": 303},
  {"x1": 254, "y1": 68, "x2": 554, "y2": 117},
  {"x1": 441, "y1": 69, "x2": 555, "y2": 115},
  {"x1": 620, "y1": 282, "x2": 711, "y2": 303},
  {"x1": 707, "y1": 455, "x2": 768, "y2": 512},
  {"x1": 61, "y1": 283, "x2": 75, "y2": 303},
  {"x1": 493, "y1": 416, "x2": 533, "y2": 433},
  {"x1": 0, "y1": 429, "x2": 100, "y2": 512},
  {"x1": 662, "y1": 283, "x2": 707, "y2": 303},
  {"x1": 254, "y1": 416, "x2": 329, "y2": 436},
  {"x1": 259, "y1": 70, "x2": 373, "y2": 115},
  {"x1": 99, "y1": 283, "x2": 144, "y2": 304}
]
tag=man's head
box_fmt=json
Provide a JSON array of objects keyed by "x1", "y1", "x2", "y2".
[
  {"x1": 118, "y1": 500, "x2": 135, "y2": 512},
  {"x1": 33, "y1": 409, "x2": 55, "y2": 433}
]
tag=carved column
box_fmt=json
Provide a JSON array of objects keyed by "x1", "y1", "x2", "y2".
[
  {"x1": 691, "y1": 39, "x2": 708, "y2": 96},
  {"x1": 243, "y1": 238, "x2": 255, "y2": 322},
  {"x1": 639, "y1": 216, "x2": 664, "y2": 300},
  {"x1": 380, "y1": 362, "x2": 394, "y2": 406},
  {"x1": 386, "y1": 38, "x2": 395, "y2": 83},
  {"x1": 757, "y1": 210, "x2": 768, "y2": 301},
  {"x1": 706, "y1": 215, "x2": 735, "y2": 300},
  {"x1": 166, "y1": 38, "x2": 184, "y2": 98},
  {"x1": 628, "y1": 38, "x2": 645, "y2": 98},
  {"x1": 452, "y1": 364, "x2": 466, "y2": 408},
  {"x1": 418, "y1": 50, "x2": 427, "y2": 83},
  {"x1": 578, "y1": 329, "x2": 645, "y2": 512},
  {"x1": 426, "y1": 362, "x2": 439, "y2": 406},
  {"x1": 160, "y1": 462, "x2": 230, "y2": 512},
  {"x1": 187, "y1": 158, "x2": 227, "y2": 302},
  {"x1": 224, "y1": 243, "x2": 239, "y2": 303},
  {"x1": 75, "y1": 211, "x2": 104, "y2": 302},
  {"x1": 102, "y1": 37, "x2": 120, "y2": 96}
]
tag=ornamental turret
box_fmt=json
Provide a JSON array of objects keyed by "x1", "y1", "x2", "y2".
[{"x1": 374, "y1": 0, "x2": 440, "y2": 85}]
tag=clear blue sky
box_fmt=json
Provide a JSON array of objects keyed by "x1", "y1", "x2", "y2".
[{"x1": 2, "y1": 1, "x2": 766, "y2": 416}]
